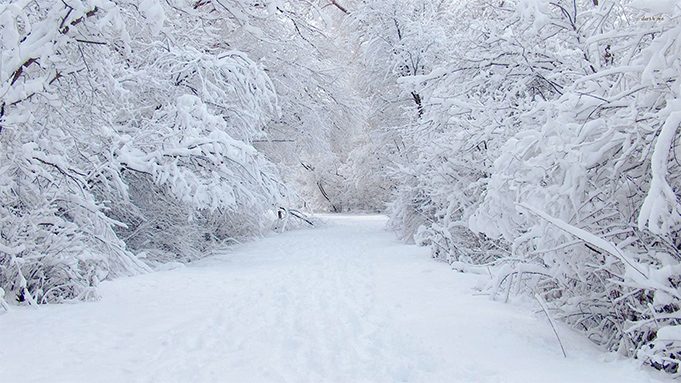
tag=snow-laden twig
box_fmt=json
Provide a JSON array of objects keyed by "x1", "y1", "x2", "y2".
[
  {"x1": 534, "y1": 292, "x2": 568, "y2": 358},
  {"x1": 0, "y1": 287, "x2": 9, "y2": 313},
  {"x1": 518, "y1": 203, "x2": 647, "y2": 279}
]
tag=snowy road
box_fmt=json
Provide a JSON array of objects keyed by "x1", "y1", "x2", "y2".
[{"x1": 0, "y1": 215, "x2": 667, "y2": 383}]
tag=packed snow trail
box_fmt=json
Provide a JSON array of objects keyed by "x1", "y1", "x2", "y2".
[{"x1": 0, "y1": 215, "x2": 667, "y2": 383}]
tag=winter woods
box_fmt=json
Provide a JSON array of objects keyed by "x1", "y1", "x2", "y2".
[{"x1": 2, "y1": 0, "x2": 680, "y2": 376}]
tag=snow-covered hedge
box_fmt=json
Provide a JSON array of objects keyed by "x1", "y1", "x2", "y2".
[
  {"x1": 470, "y1": 4, "x2": 681, "y2": 372},
  {"x1": 352, "y1": 0, "x2": 681, "y2": 375},
  {"x1": 0, "y1": 0, "x2": 290, "y2": 304}
]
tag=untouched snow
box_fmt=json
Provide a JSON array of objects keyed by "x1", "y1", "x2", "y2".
[{"x1": 0, "y1": 215, "x2": 669, "y2": 383}]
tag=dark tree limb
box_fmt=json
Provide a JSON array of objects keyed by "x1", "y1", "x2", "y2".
[
  {"x1": 317, "y1": 181, "x2": 338, "y2": 212},
  {"x1": 411, "y1": 91, "x2": 424, "y2": 117},
  {"x1": 1, "y1": 7, "x2": 99, "y2": 134},
  {"x1": 330, "y1": 0, "x2": 349, "y2": 14}
]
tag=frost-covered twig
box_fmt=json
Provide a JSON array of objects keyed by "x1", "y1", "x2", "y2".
[{"x1": 535, "y1": 292, "x2": 568, "y2": 358}]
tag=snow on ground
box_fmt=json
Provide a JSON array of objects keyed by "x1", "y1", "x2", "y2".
[{"x1": 0, "y1": 215, "x2": 669, "y2": 383}]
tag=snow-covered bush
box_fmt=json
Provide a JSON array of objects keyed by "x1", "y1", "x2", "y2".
[
  {"x1": 363, "y1": 0, "x2": 681, "y2": 375},
  {"x1": 0, "y1": 0, "x2": 152, "y2": 304},
  {"x1": 470, "y1": 1, "x2": 681, "y2": 373},
  {"x1": 385, "y1": 0, "x2": 575, "y2": 260},
  {"x1": 0, "y1": 0, "x2": 288, "y2": 303}
]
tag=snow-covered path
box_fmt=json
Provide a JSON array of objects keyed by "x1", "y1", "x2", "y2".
[{"x1": 0, "y1": 215, "x2": 667, "y2": 383}]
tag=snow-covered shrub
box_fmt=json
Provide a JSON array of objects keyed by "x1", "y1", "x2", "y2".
[
  {"x1": 0, "y1": 0, "x2": 288, "y2": 303},
  {"x1": 0, "y1": 0, "x2": 152, "y2": 304},
  {"x1": 471, "y1": 2, "x2": 681, "y2": 372},
  {"x1": 385, "y1": 0, "x2": 576, "y2": 262},
  {"x1": 367, "y1": 0, "x2": 681, "y2": 375},
  {"x1": 101, "y1": 45, "x2": 285, "y2": 262}
]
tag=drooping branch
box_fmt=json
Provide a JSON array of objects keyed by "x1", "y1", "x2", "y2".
[
  {"x1": 411, "y1": 91, "x2": 424, "y2": 117},
  {"x1": 8, "y1": 7, "x2": 99, "y2": 87},
  {"x1": 330, "y1": 0, "x2": 349, "y2": 14},
  {"x1": 317, "y1": 180, "x2": 339, "y2": 212},
  {"x1": 1, "y1": 7, "x2": 99, "y2": 134}
]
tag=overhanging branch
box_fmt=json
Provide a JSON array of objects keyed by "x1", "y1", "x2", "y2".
[{"x1": 330, "y1": 0, "x2": 349, "y2": 14}]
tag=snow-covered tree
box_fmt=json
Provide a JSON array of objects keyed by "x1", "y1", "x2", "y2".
[
  {"x1": 470, "y1": 1, "x2": 681, "y2": 373},
  {"x1": 360, "y1": 0, "x2": 681, "y2": 374},
  {"x1": 0, "y1": 0, "x2": 292, "y2": 303}
]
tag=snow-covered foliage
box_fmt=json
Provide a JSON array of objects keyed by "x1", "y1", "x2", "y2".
[
  {"x1": 350, "y1": 0, "x2": 681, "y2": 375},
  {"x1": 470, "y1": 2, "x2": 681, "y2": 373},
  {"x1": 4, "y1": 0, "x2": 681, "y2": 376},
  {"x1": 0, "y1": 0, "x2": 334, "y2": 304},
  {"x1": 211, "y1": 1, "x2": 372, "y2": 214}
]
